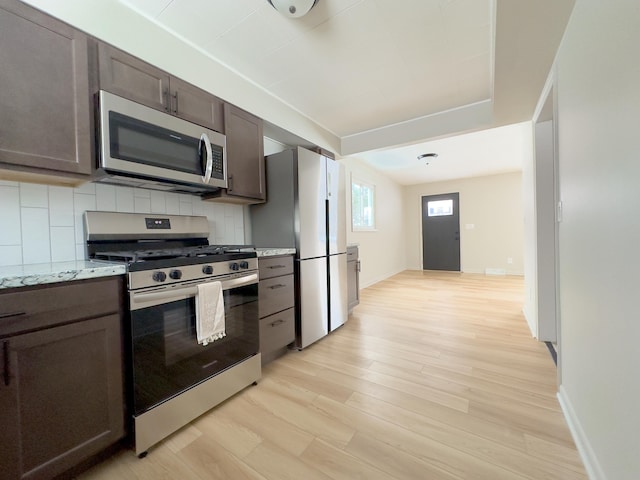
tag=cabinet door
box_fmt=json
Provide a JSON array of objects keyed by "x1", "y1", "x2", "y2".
[
  {"x1": 347, "y1": 247, "x2": 360, "y2": 311},
  {"x1": 0, "y1": 314, "x2": 124, "y2": 480},
  {"x1": 347, "y1": 260, "x2": 359, "y2": 311},
  {"x1": 98, "y1": 42, "x2": 170, "y2": 112},
  {"x1": 224, "y1": 103, "x2": 265, "y2": 201},
  {"x1": 170, "y1": 77, "x2": 224, "y2": 133},
  {"x1": 0, "y1": 341, "x2": 19, "y2": 479},
  {"x1": 0, "y1": 0, "x2": 92, "y2": 177}
]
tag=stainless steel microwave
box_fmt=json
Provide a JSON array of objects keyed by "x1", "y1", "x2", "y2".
[{"x1": 95, "y1": 90, "x2": 227, "y2": 194}]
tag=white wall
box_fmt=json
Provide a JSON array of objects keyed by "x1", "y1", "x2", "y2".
[
  {"x1": 341, "y1": 156, "x2": 406, "y2": 287},
  {"x1": 403, "y1": 172, "x2": 526, "y2": 275},
  {"x1": 0, "y1": 180, "x2": 244, "y2": 266},
  {"x1": 553, "y1": 1, "x2": 640, "y2": 478}
]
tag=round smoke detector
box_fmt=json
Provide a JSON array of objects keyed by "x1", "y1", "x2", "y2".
[
  {"x1": 267, "y1": 0, "x2": 319, "y2": 18},
  {"x1": 418, "y1": 153, "x2": 438, "y2": 165}
]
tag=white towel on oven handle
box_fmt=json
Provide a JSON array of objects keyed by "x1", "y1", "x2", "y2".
[{"x1": 195, "y1": 281, "x2": 226, "y2": 346}]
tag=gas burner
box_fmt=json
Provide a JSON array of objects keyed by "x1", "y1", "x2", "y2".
[
  {"x1": 185, "y1": 245, "x2": 255, "y2": 258},
  {"x1": 93, "y1": 245, "x2": 256, "y2": 264}
]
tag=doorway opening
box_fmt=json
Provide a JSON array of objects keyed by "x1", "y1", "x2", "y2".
[{"x1": 421, "y1": 192, "x2": 460, "y2": 271}]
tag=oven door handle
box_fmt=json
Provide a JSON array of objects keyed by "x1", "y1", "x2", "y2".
[{"x1": 130, "y1": 273, "x2": 258, "y2": 310}]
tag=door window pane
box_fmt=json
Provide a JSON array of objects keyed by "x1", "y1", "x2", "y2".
[{"x1": 427, "y1": 199, "x2": 453, "y2": 217}]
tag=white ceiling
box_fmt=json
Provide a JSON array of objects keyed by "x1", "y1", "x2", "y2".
[
  {"x1": 356, "y1": 121, "x2": 531, "y2": 185},
  {"x1": 119, "y1": 0, "x2": 573, "y2": 184}
]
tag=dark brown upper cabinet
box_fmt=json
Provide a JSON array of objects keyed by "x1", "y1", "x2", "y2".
[
  {"x1": 0, "y1": 0, "x2": 93, "y2": 185},
  {"x1": 205, "y1": 104, "x2": 266, "y2": 204},
  {"x1": 97, "y1": 43, "x2": 224, "y2": 133}
]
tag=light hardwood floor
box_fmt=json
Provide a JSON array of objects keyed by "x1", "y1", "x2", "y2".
[{"x1": 79, "y1": 271, "x2": 586, "y2": 480}]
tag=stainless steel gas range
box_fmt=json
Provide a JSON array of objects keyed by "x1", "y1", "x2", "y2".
[{"x1": 84, "y1": 211, "x2": 261, "y2": 457}]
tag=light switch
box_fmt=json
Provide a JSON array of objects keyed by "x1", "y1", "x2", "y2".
[{"x1": 465, "y1": 223, "x2": 475, "y2": 230}]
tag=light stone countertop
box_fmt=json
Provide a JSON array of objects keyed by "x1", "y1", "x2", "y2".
[
  {"x1": 255, "y1": 248, "x2": 296, "y2": 258},
  {"x1": 0, "y1": 260, "x2": 126, "y2": 290}
]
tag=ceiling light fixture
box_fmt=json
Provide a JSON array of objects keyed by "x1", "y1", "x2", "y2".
[
  {"x1": 418, "y1": 153, "x2": 438, "y2": 165},
  {"x1": 267, "y1": 0, "x2": 319, "y2": 18}
]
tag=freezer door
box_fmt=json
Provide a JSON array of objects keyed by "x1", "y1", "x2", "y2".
[
  {"x1": 297, "y1": 257, "x2": 329, "y2": 348},
  {"x1": 328, "y1": 253, "x2": 348, "y2": 332},
  {"x1": 326, "y1": 159, "x2": 346, "y2": 255},
  {"x1": 297, "y1": 147, "x2": 327, "y2": 260}
]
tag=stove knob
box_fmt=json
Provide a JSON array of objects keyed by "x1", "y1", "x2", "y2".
[
  {"x1": 169, "y1": 270, "x2": 182, "y2": 280},
  {"x1": 229, "y1": 262, "x2": 240, "y2": 271},
  {"x1": 202, "y1": 265, "x2": 214, "y2": 275},
  {"x1": 239, "y1": 261, "x2": 249, "y2": 269},
  {"x1": 152, "y1": 271, "x2": 167, "y2": 282}
]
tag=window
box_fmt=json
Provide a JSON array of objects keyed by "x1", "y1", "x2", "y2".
[
  {"x1": 427, "y1": 199, "x2": 453, "y2": 217},
  {"x1": 351, "y1": 177, "x2": 375, "y2": 230}
]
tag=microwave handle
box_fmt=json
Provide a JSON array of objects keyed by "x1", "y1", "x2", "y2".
[{"x1": 200, "y1": 133, "x2": 213, "y2": 184}]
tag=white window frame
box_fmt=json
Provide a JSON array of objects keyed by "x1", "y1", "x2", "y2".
[{"x1": 351, "y1": 176, "x2": 376, "y2": 231}]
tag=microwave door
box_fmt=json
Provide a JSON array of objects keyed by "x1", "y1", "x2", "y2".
[{"x1": 98, "y1": 90, "x2": 227, "y2": 190}]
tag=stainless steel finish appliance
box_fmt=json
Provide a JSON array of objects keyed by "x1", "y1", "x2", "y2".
[
  {"x1": 85, "y1": 211, "x2": 260, "y2": 456},
  {"x1": 250, "y1": 147, "x2": 348, "y2": 349},
  {"x1": 95, "y1": 90, "x2": 227, "y2": 194}
]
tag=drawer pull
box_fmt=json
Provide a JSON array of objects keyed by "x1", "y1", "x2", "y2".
[
  {"x1": 267, "y1": 265, "x2": 286, "y2": 269},
  {"x1": 3, "y1": 341, "x2": 9, "y2": 387},
  {"x1": 0, "y1": 311, "x2": 26, "y2": 320},
  {"x1": 268, "y1": 284, "x2": 287, "y2": 290},
  {"x1": 270, "y1": 319, "x2": 285, "y2": 327}
]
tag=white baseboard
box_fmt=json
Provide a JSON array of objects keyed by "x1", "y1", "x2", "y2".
[
  {"x1": 557, "y1": 386, "x2": 606, "y2": 480},
  {"x1": 485, "y1": 267, "x2": 507, "y2": 275}
]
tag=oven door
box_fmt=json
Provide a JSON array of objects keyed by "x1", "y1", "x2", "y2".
[{"x1": 128, "y1": 273, "x2": 258, "y2": 415}]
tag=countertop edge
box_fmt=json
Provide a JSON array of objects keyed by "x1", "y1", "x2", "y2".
[
  {"x1": 255, "y1": 248, "x2": 296, "y2": 258},
  {"x1": 0, "y1": 261, "x2": 126, "y2": 290}
]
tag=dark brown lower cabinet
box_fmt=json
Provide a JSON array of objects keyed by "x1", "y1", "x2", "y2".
[
  {"x1": 258, "y1": 256, "x2": 295, "y2": 364},
  {"x1": 347, "y1": 245, "x2": 360, "y2": 313},
  {"x1": 0, "y1": 277, "x2": 125, "y2": 480}
]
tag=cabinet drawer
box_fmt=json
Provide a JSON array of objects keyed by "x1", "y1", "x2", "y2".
[
  {"x1": 259, "y1": 255, "x2": 294, "y2": 280},
  {"x1": 259, "y1": 274, "x2": 294, "y2": 318},
  {"x1": 0, "y1": 276, "x2": 123, "y2": 337},
  {"x1": 260, "y1": 308, "x2": 295, "y2": 354}
]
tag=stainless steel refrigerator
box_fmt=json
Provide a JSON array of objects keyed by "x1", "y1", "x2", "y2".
[{"x1": 250, "y1": 146, "x2": 348, "y2": 349}]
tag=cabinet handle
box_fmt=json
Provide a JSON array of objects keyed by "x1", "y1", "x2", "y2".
[
  {"x1": 200, "y1": 133, "x2": 213, "y2": 184},
  {"x1": 163, "y1": 88, "x2": 170, "y2": 112},
  {"x1": 268, "y1": 284, "x2": 287, "y2": 290},
  {"x1": 0, "y1": 311, "x2": 26, "y2": 319},
  {"x1": 270, "y1": 319, "x2": 284, "y2": 327},
  {"x1": 268, "y1": 265, "x2": 286, "y2": 270},
  {"x1": 172, "y1": 91, "x2": 179, "y2": 114},
  {"x1": 3, "y1": 341, "x2": 9, "y2": 387}
]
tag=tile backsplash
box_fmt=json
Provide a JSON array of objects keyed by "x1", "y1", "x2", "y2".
[{"x1": 0, "y1": 180, "x2": 245, "y2": 267}]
